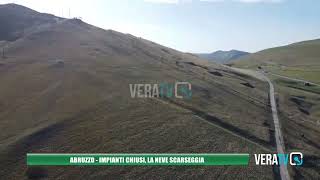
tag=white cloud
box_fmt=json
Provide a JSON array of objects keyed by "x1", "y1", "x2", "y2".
[
  {"x1": 144, "y1": 0, "x2": 285, "y2": 4},
  {"x1": 144, "y1": 0, "x2": 198, "y2": 4},
  {"x1": 234, "y1": 0, "x2": 284, "y2": 3},
  {"x1": 144, "y1": 0, "x2": 179, "y2": 4}
]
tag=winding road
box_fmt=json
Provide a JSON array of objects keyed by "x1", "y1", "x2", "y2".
[{"x1": 269, "y1": 72, "x2": 320, "y2": 87}]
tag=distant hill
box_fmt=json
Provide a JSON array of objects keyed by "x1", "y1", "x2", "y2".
[
  {"x1": 233, "y1": 39, "x2": 320, "y2": 83},
  {"x1": 196, "y1": 50, "x2": 250, "y2": 64}
]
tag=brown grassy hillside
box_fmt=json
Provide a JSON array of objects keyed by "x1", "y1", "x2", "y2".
[{"x1": 0, "y1": 4, "x2": 279, "y2": 180}]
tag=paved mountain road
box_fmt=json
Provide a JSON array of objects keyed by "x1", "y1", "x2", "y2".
[
  {"x1": 230, "y1": 67, "x2": 291, "y2": 180},
  {"x1": 269, "y1": 73, "x2": 320, "y2": 87},
  {"x1": 263, "y1": 73, "x2": 290, "y2": 180}
]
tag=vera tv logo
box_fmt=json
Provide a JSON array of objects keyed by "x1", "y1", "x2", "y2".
[
  {"x1": 254, "y1": 152, "x2": 303, "y2": 166},
  {"x1": 129, "y1": 82, "x2": 192, "y2": 99}
]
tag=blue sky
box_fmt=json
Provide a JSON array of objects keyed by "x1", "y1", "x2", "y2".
[{"x1": 1, "y1": 0, "x2": 320, "y2": 52}]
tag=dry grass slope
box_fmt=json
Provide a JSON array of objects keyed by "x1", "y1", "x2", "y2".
[{"x1": 0, "y1": 4, "x2": 281, "y2": 180}]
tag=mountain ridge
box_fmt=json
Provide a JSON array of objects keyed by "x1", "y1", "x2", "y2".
[
  {"x1": 196, "y1": 50, "x2": 250, "y2": 64},
  {"x1": 233, "y1": 38, "x2": 320, "y2": 84},
  {"x1": 0, "y1": 3, "x2": 63, "y2": 42}
]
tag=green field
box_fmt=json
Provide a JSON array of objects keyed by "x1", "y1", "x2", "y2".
[{"x1": 234, "y1": 39, "x2": 320, "y2": 84}]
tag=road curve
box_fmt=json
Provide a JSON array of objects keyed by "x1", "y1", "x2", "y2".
[
  {"x1": 269, "y1": 73, "x2": 320, "y2": 86},
  {"x1": 261, "y1": 72, "x2": 291, "y2": 180}
]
